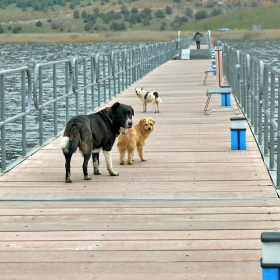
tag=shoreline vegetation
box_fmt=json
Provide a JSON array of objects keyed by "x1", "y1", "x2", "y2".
[{"x1": 1, "y1": 30, "x2": 280, "y2": 43}]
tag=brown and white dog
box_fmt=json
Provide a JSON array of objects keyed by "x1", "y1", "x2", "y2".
[
  {"x1": 117, "y1": 117, "x2": 155, "y2": 165},
  {"x1": 135, "y1": 87, "x2": 162, "y2": 113}
]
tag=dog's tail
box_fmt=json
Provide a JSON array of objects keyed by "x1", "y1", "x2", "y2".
[
  {"x1": 61, "y1": 135, "x2": 80, "y2": 155},
  {"x1": 153, "y1": 92, "x2": 162, "y2": 103},
  {"x1": 156, "y1": 97, "x2": 162, "y2": 103},
  {"x1": 61, "y1": 123, "x2": 81, "y2": 155}
]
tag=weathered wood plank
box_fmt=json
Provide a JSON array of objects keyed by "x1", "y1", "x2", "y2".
[
  {"x1": 0, "y1": 250, "x2": 261, "y2": 262},
  {"x1": 0, "y1": 262, "x2": 261, "y2": 280},
  {"x1": 0, "y1": 220, "x2": 279, "y2": 231},
  {"x1": 0, "y1": 230, "x2": 267, "y2": 241}
]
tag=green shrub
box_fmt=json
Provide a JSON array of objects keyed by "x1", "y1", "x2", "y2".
[
  {"x1": 36, "y1": 20, "x2": 43, "y2": 27},
  {"x1": 12, "y1": 26, "x2": 22, "y2": 33}
]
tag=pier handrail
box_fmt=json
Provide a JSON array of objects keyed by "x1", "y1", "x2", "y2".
[
  {"x1": 0, "y1": 67, "x2": 32, "y2": 171},
  {"x1": 223, "y1": 43, "x2": 280, "y2": 190},
  {"x1": 0, "y1": 35, "x2": 192, "y2": 174}
]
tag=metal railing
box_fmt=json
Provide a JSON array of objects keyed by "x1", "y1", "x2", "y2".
[
  {"x1": 0, "y1": 35, "x2": 192, "y2": 174},
  {"x1": 223, "y1": 43, "x2": 280, "y2": 190}
]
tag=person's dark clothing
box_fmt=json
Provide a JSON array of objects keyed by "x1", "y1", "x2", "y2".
[{"x1": 194, "y1": 32, "x2": 201, "y2": 49}]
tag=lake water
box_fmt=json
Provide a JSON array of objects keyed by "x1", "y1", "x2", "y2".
[
  {"x1": 222, "y1": 40, "x2": 280, "y2": 73},
  {"x1": 0, "y1": 39, "x2": 279, "y2": 168},
  {"x1": 0, "y1": 41, "x2": 152, "y2": 70}
]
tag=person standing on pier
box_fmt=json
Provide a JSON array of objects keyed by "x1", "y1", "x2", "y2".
[{"x1": 194, "y1": 31, "x2": 202, "y2": 49}]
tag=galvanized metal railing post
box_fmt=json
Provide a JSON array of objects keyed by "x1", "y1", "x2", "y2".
[
  {"x1": 245, "y1": 54, "x2": 253, "y2": 122},
  {"x1": 21, "y1": 71, "x2": 27, "y2": 157},
  {"x1": 90, "y1": 57, "x2": 95, "y2": 111},
  {"x1": 277, "y1": 75, "x2": 280, "y2": 189},
  {"x1": 132, "y1": 48, "x2": 136, "y2": 83},
  {"x1": 39, "y1": 67, "x2": 43, "y2": 146},
  {"x1": 251, "y1": 59, "x2": 257, "y2": 134},
  {"x1": 258, "y1": 61, "x2": 264, "y2": 146},
  {"x1": 263, "y1": 67, "x2": 269, "y2": 157},
  {"x1": 74, "y1": 59, "x2": 79, "y2": 115},
  {"x1": 96, "y1": 54, "x2": 101, "y2": 107},
  {"x1": 108, "y1": 53, "x2": 112, "y2": 100},
  {"x1": 103, "y1": 55, "x2": 106, "y2": 104},
  {"x1": 269, "y1": 72, "x2": 276, "y2": 170},
  {"x1": 65, "y1": 62, "x2": 70, "y2": 122},
  {"x1": 53, "y1": 64, "x2": 58, "y2": 136},
  {"x1": 0, "y1": 74, "x2": 6, "y2": 172},
  {"x1": 122, "y1": 50, "x2": 126, "y2": 91},
  {"x1": 83, "y1": 58, "x2": 87, "y2": 114},
  {"x1": 112, "y1": 52, "x2": 116, "y2": 97},
  {"x1": 177, "y1": 30, "x2": 181, "y2": 60}
]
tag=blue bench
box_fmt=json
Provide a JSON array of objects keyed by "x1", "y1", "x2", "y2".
[
  {"x1": 203, "y1": 69, "x2": 216, "y2": 85},
  {"x1": 204, "y1": 64, "x2": 241, "y2": 115}
]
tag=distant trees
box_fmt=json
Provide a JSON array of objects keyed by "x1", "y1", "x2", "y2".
[
  {"x1": 171, "y1": 16, "x2": 188, "y2": 30},
  {"x1": 12, "y1": 26, "x2": 22, "y2": 33},
  {"x1": 120, "y1": 5, "x2": 129, "y2": 17},
  {"x1": 0, "y1": 0, "x2": 234, "y2": 34},
  {"x1": 213, "y1": 8, "x2": 222, "y2": 16},
  {"x1": 130, "y1": 7, "x2": 138, "y2": 14},
  {"x1": 165, "y1": 6, "x2": 172, "y2": 15},
  {"x1": 140, "y1": 8, "x2": 152, "y2": 20},
  {"x1": 195, "y1": 10, "x2": 208, "y2": 20},
  {"x1": 0, "y1": 24, "x2": 4, "y2": 33},
  {"x1": 155, "y1": 10, "x2": 165, "y2": 19},
  {"x1": 110, "y1": 21, "x2": 126, "y2": 31},
  {"x1": 73, "y1": 10, "x2": 79, "y2": 19},
  {"x1": 36, "y1": 20, "x2": 42, "y2": 27},
  {"x1": 160, "y1": 22, "x2": 166, "y2": 31},
  {"x1": 14, "y1": 0, "x2": 68, "y2": 10},
  {"x1": 185, "y1": 7, "x2": 193, "y2": 18},
  {"x1": 69, "y1": 2, "x2": 76, "y2": 10}
]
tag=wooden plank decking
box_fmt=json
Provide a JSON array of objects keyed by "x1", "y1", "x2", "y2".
[{"x1": 0, "y1": 51, "x2": 279, "y2": 279}]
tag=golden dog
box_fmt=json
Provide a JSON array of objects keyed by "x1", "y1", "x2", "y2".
[{"x1": 117, "y1": 117, "x2": 155, "y2": 165}]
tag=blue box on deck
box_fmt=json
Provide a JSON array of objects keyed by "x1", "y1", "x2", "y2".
[
  {"x1": 262, "y1": 268, "x2": 279, "y2": 280},
  {"x1": 211, "y1": 60, "x2": 216, "y2": 75},
  {"x1": 261, "y1": 232, "x2": 280, "y2": 280},
  {"x1": 221, "y1": 93, "x2": 231, "y2": 106},
  {"x1": 230, "y1": 129, "x2": 246, "y2": 150}
]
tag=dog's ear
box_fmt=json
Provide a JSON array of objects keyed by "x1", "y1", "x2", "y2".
[
  {"x1": 130, "y1": 106, "x2": 134, "y2": 116},
  {"x1": 139, "y1": 118, "x2": 146, "y2": 127},
  {"x1": 141, "y1": 87, "x2": 143, "y2": 91},
  {"x1": 149, "y1": 118, "x2": 155, "y2": 124},
  {"x1": 111, "y1": 102, "x2": 120, "y2": 114}
]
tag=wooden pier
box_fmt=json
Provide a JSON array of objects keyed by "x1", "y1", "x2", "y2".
[{"x1": 0, "y1": 47, "x2": 279, "y2": 279}]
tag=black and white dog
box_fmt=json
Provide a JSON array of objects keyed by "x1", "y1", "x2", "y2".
[
  {"x1": 61, "y1": 102, "x2": 134, "y2": 183},
  {"x1": 135, "y1": 87, "x2": 162, "y2": 113}
]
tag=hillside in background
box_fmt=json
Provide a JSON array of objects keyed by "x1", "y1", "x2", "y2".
[{"x1": 0, "y1": 0, "x2": 279, "y2": 35}]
